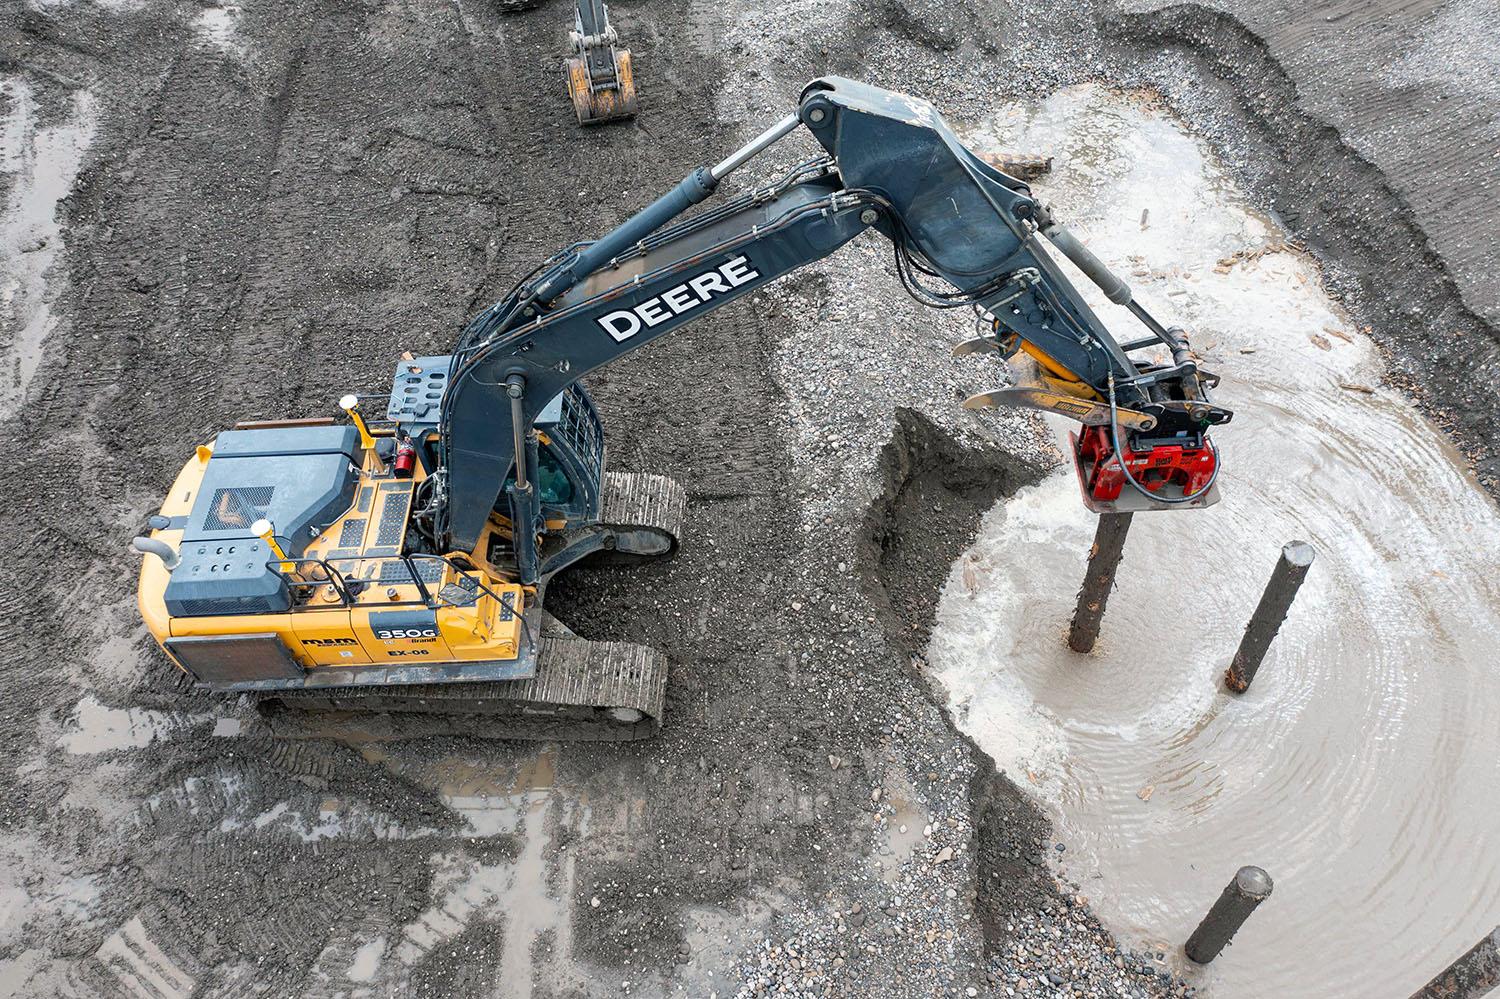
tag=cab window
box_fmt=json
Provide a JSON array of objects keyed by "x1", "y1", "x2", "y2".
[{"x1": 536, "y1": 447, "x2": 573, "y2": 505}]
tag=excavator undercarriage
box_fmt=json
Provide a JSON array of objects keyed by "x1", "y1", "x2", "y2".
[{"x1": 257, "y1": 470, "x2": 684, "y2": 740}]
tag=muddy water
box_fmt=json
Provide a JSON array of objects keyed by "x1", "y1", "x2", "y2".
[
  {"x1": 55, "y1": 695, "x2": 198, "y2": 754},
  {"x1": 415, "y1": 746, "x2": 585, "y2": 997},
  {"x1": 935, "y1": 86, "x2": 1500, "y2": 997},
  {"x1": 0, "y1": 78, "x2": 96, "y2": 417}
]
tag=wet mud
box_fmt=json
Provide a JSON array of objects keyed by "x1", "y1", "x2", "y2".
[
  {"x1": 0, "y1": 75, "x2": 93, "y2": 417},
  {"x1": 0, "y1": 0, "x2": 1038, "y2": 994},
  {"x1": 2, "y1": 0, "x2": 1495, "y2": 995}
]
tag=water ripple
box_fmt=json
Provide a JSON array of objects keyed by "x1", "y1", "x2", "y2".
[{"x1": 939, "y1": 85, "x2": 1500, "y2": 998}]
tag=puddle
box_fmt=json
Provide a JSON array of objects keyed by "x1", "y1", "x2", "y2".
[
  {"x1": 438, "y1": 747, "x2": 582, "y2": 996},
  {"x1": 432, "y1": 744, "x2": 558, "y2": 837},
  {"x1": 394, "y1": 790, "x2": 583, "y2": 997},
  {"x1": 936, "y1": 85, "x2": 1500, "y2": 997},
  {"x1": 56, "y1": 695, "x2": 195, "y2": 754},
  {"x1": 0, "y1": 833, "x2": 107, "y2": 995},
  {"x1": 674, "y1": 901, "x2": 777, "y2": 996},
  {"x1": 0, "y1": 78, "x2": 96, "y2": 418},
  {"x1": 55, "y1": 759, "x2": 140, "y2": 824},
  {"x1": 495, "y1": 791, "x2": 578, "y2": 998},
  {"x1": 347, "y1": 936, "x2": 386, "y2": 983},
  {"x1": 218, "y1": 795, "x2": 413, "y2": 842},
  {"x1": 95, "y1": 915, "x2": 195, "y2": 999},
  {"x1": 872, "y1": 779, "x2": 931, "y2": 885},
  {"x1": 0, "y1": 862, "x2": 100, "y2": 948},
  {"x1": 87, "y1": 632, "x2": 141, "y2": 685}
]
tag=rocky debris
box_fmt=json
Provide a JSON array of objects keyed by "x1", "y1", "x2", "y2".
[
  {"x1": 727, "y1": 887, "x2": 1193, "y2": 999},
  {"x1": 983, "y1": 898, "x2": 1198, "y2": 998}
]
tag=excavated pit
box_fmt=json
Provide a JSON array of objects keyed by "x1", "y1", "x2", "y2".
[
  {"x1": 859, "y1": 407, "x2": 1063, "y2": 946},
  {"x1": 862, "y1": 407, "x2": 1049, "y2": 660},
  {"x1": 931, "y1": 83, "x2": 1500, "y2": 997}
]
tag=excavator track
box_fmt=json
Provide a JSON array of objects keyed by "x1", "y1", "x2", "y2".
[
  {"x1": 260, "y1": 474, "x2": 682, "y2": 742},
  {"x1": 592, "y1": 470, "x2": 687, "y2": 563},
  {"x1": 262, "y1": 634, "x2": 666, "y2": 742}
]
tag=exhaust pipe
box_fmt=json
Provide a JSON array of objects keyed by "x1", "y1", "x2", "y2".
[{"x1": 132, "y1": 536, "x2": 180, "y2": 571}]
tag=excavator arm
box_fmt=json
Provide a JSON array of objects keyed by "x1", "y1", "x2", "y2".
[{"x1": 439, "y1": 77, "x2": 1233, "y2": 579}]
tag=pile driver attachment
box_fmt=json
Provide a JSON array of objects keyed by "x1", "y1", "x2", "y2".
[
  {"x1": 566, "y1": 0, "x2": 637, "y2": 124},
  {"x1": 955, "y1": 204, "x2": 1230, "y2": 513}
]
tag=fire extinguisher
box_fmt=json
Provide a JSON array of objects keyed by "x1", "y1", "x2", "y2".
[{"x1": 392, "y1": 429, "x2": 417, "y2": 479}]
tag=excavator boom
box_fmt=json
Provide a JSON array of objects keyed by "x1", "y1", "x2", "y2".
[{"x1": 439, "y1": 78, "x2": 1232, "y2": 576}]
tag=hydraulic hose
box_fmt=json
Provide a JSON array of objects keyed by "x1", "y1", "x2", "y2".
[
  {"x1": 1107, "y1": 374, "x2": 1219, "y2": 505},
  {"x1": 531, "y1": 167, "x2": 719, "y2": 303}
]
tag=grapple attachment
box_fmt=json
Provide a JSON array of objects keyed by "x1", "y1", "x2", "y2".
[
  {"x1": 960, "y1": 331, "x2": 1230, "y2": 514},
  {"x1": 567, "y1": 0, "x2": 637, "y2": 125},
  {"x1": 1071, "y1": 424, "x2": 1220, "y2": 513}
]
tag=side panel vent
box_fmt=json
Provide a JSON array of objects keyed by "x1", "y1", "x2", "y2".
[
  {"x1": 165, "y1": 633, "x2": 304, "y2": 685},
  {"x1": 339, "y1": 518, "x2": 367, "y2": 547},
  {"x1": 375, "y1": 491, "x2": 410, "y2": 546}
]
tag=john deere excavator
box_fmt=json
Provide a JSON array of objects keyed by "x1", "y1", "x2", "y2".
[{"x1": 134, "y1": 78, "x2": 1231, "y2": 740}]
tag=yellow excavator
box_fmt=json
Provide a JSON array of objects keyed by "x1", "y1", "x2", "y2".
[
  {"x1": 134, "y1": 79, "x2": 1230, "y2": 740},
  {"x1": 502, "y1": 0, "x2": 638, "y2": 124}
]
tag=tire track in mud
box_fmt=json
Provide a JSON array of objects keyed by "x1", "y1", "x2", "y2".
[{"x1": 1, "y1": 2, "x2": 758, "y2": 993}]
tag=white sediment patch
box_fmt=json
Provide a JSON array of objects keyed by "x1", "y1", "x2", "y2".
[
  {"x1": 934, "y1": 85, "x2": 1500, "y2": 997},
  {"x1": 193, "y1": 4, "x2": 245, "y2": 54}
]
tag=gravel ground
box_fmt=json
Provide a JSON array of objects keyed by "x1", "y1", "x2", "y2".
[{"x1": 0, "y1": 0, "x2": 1493, "y2": 995}]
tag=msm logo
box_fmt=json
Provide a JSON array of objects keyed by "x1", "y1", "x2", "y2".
[{"x1": 596, "y1": 255, "x2": 761, "y2": 343}]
